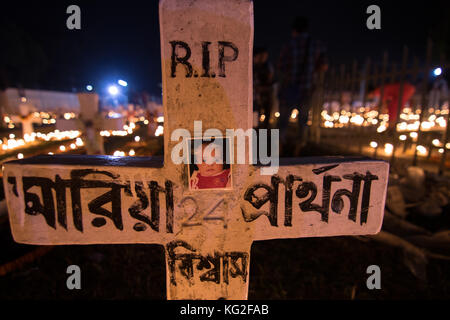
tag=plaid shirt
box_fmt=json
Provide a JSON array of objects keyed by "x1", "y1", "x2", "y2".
[{"x1": 277, "y1": 33, "x2": 327, "y2": 94}]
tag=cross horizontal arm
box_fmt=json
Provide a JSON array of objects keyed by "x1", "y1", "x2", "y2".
[
  {"x1": 3, "y1": 155, "x2": 171, "y2": 245},
  {"x1": 3, "y1": 155, "x2": 388, "y2": 245},
  {"x1": 245, "y1": 158, "x2": 389, "y2": 241}
]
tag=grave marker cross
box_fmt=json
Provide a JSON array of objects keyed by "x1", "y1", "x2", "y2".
[
  {"x1": 55, "y1": 93, "x2": 125, "y2": 154},
  {"x1": 3, "y1": 0, "x2": 389, "y2": 300},
  {"x1": 10, "y1": 104, "x2": 41, "y2": 138}
]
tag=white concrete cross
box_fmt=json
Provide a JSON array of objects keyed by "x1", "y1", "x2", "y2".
[
  {"x1": 2, "y1": 0, "x2": 389, "y2": 300},
  {"x1": 10, "y1": 104, "x2": 41, "y2": 138},
  {"x1": 56, "y1": 93, "x2": 125, "y2": 154}
]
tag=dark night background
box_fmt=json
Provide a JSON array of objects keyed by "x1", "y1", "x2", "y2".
[{"x1": 0, "y1": 0, "x2": 449, "y2": 95}]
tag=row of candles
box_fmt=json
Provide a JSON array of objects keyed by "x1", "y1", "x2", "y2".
[
  {"x1": 368, "y1": 135, "x2": 450, "y2": 158},
  {"x1": 369, "y1": 141, "x2": 449, "y2": 157},
  {"x1": 15, "y1": 136, "x2": 85, "y2": 160},
  {"x1": 2, "y1": 128, "x2": 155, "y2": 161},
  {"x1": 258, "y1": 105, "x2": 448, "y2": 133},
  {"x1": 1, "y1": 130, "x2": 82, "y2": 152},
  {"x1": 109, "y1": 118, "x2": 165, "y2": 156},
  {"x1": 3, "y1": 110, "x2": 161, "y2": 128},
  {"x1": 12, "y1": 133, "x2": 141, "y2": 159},
  {"x1": 319, "y1": 105, "x2": 448, "y2": 159},
  {"x1": 255, "y1": 104, "x2": 449, "y2": 162},
  {"x1": 0, "y1": 107, "x2": 167, "y2": 160},
  {"x1": 320, "y1": 106, "x2": 448, "y2": 133}
]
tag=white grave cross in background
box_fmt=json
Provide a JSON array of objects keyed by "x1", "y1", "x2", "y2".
[
  {"x1": 3, "y1": 0, "x2": 389, "y2": 300},
  {"x1": 56, "y1": 93, "x2": 125, "y2": 154},
  {"x1": 10, "y1": 104, "x2": 41, "y2": 138}
]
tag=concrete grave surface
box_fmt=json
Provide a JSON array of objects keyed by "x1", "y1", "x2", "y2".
[{"x1": 3, "y1": 0, "x2": 389, "y2": 300}]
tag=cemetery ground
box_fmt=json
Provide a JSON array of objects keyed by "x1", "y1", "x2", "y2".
[
  {"x1": 0, "y1": 231, "x2": 449, "y2": 300},
  {"x1": 0, "y1": 127, "x2": 449, "y2": 300}
]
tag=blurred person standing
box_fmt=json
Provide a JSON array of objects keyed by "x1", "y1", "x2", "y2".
[
  {"x1": 429, "y1": 72, "x2": 448, "y2": 109},
  {"x1": 370, "y1": 82, "x2": 416, "y2": 129},
  {"x1": 253, "y1": 47, "x2": 275, "y2": 129},
  {"x1": 277, "y1": 16, "x2": 327, "y2": 153}
]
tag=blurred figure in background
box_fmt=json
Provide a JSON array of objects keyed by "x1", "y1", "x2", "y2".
[
  {"x1": 429, "y1": 72, "x2": 448, "y2": 109},
  {"x1": 277, "y1": 16, "x2": 327, "y2": 153},
  {"x1": 370, "y1": 83, "x2": 416, "y2": 128},
  {"x1": 253, "y1": 47, "x2": 274, "y2": 129}
]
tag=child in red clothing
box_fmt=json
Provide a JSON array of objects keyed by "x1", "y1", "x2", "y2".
[{"x1": 190, "y1": 140, "x2": 231, "y2": 190}]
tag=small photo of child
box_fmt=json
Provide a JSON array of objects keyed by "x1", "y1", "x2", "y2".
[{"x1": 188, "y1": 137, "x2": 232, "y2": 190}]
